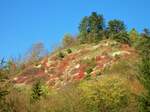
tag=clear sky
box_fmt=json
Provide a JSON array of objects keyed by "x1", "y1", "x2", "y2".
[{"x1": 0, "y1": 0, "x2": 150, "y2": 58}]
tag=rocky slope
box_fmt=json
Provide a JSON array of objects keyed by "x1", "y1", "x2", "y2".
[{"x1": 13, "y1": 40, "x2": 138, "y2": 88}]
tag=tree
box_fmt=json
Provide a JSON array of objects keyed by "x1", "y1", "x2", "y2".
[
  {"x1": 108, "y1": 19, "x2": 126, "y2": 34},
  {"x1": 108, "y1": 19, "x2": 131, "y2": 44},
  {"x1": 79, "y1": 12, "x2": 105, "y2": 43},
  {"x1": 129, "y1": 28, "x2": 139, "y2": 43},
  {"x1": 112, "y1": 31, "x2": 131, "y2": 44},
  {"x1": 88, "y1": 12, "x2": 105, "y2": 32},
  {"x1": 78, "y1": 16, "x2": 89, "y2": 43},
  {"x1": 31, "y1": 79, "x2": 48, "y2": 102},
  {"x1": 25, "y1": 42, "x2": 47, "y2": 63},
  {"x1": 0, "y1": 58, "x2": 12, "y2": 111},
  {"x1": 141, "y1": 28, "x2": 150, "y2": 39}
]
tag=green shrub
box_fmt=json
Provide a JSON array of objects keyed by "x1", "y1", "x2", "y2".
[
  {"x1": 138, "y1": 43, "x2": 150, "y2": 111},
  {"x1": 135, "y1": 37, "x2": 150, "y2": 111},
  {"x1": 84, "y1": 73, "x2": 91, "y2": 80},
  {"x1": 86, "y1": 67, "x2": 93, "y2": 74},
  {"x1": 66, "y1": 48, "x2": 72, "y2": 54},
  {"x1": 58, "y1": 52, "x2": 65, "y2": 59},
  {"x1": 79, "y1": 75, "x2": 138, "y2": 112},
  {"x1": 31, "y1": 79, "x2": 49, "y2": 102},
  {"x1": 111, "y1": 31, "x2": 131, "y2": 45}
]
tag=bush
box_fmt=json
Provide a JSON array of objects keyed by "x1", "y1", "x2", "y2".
[
  {"x1": 111, "y1": 31, "x2": 131, "y2": 45},
  {"x1": 136, "y1": 38, "x2": 150, "y2": 58},
  {"x1": 66, "y1": 48, "x2": 72, "y2": 54},
  {"x1": 86, "y1": 67, "x2": 93, "y2": 74},
  {"x1": 138, "y1": 41, "x2": 150, "y2": 111},
  {"x1": 31, "y1": 79, "x2": 49, "y2": 102},
  {"x1": 58, "y1": 52, "x2": 65, "y2": 59},
  {"x1": 79, "y1": 75, "x2": 138, "y2": 112}
]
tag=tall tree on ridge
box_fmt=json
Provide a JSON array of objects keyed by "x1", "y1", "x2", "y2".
[{"x1": 79, "y1": 12, "x2": 105, "y2": 43}]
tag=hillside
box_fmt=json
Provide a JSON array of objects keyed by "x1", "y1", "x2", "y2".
[
  {"x1": 1, "y1": 11, "x2": 150, "y2": 112},
  {"x1": 13, "y1": 40, "x2": 140, "y2": 88}
]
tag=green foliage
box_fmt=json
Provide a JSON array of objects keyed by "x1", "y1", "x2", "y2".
[
  {"x1": 129, "y1": 28, "x2": 139, "y2": 44},
  {"x1": 78, "y1": 13, "x2": 132, "y2": 44},
  {"x1": 79, "y1": 76, "x2": 138, "y2": 112},
  {"x1": 139, "y1": 58, "x2": 150, "y2": 90},
  {"x1": 84, "y1": 74, "x2": 91, "y2": 80},
  {"x1": 108, "y1": 19, "x2": 126, "y2": 34},
  {"x1": 58, "y1": 51, "x2": 65, "y2": 59},
  {"x1": 86, "y1": 67, "x2": 93, "y2": 74},
  {"x1": 88, "y1": 12, "x2": 105, "y2": 32},
  {"x1": 103, "y1": 59, "x2": 139, "y2": 80},
  {"x1": 111, "y1": 31, "x2": 131, "y2": 44},
  {"x1": 136, "y1": 38, "x2": 150, "y2": 58},
  {"x1": 138, "y1": 58, "x2": 150, "y2": 112},
  {"x1": 107, "y1": 19, "x2": 132, "y2": 44},
  {"x1": 79, "y1": 12, "x2": 105, "y2": 43},
  {"x1": 141, "y1": 28, "x2": 150, "y2": 39},
  {"x1": 31, "y1": 79, "x2": 49, "y2": 102},
  {"x1": 138, "y1": 38, "x2": 150, "y2": 112},
  {"x1": 1, "y1": 12, "x2": 150, "y2": 112},
  {"x1": 0, "y1": 58, "x2": 14, "y2": 112},
  {"x1": 66, "y1": 48, "x2": 72, "y2": 54},
  {"x1": 139, "y1": 93, "x2": 150, "y2": 112},
  {"x1": 84, "y1": 58, "x2": 96, "y2": 79},
  {"x1": 78, "y1": 16, "x2": 89, "y2": 43}
]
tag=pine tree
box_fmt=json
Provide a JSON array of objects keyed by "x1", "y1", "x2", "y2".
[
  {"x1": 79, "y1": 12, "x2": 105, "y2": 43},
  {"x1": 31, "y1": 79, "x2": 45, "y2": 101}
]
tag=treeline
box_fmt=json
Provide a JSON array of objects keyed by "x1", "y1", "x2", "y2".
[{"x1": 62, "y1": 12, "x2": 150, "y2": 47}]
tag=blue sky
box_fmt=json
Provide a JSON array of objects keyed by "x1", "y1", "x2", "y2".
[{"x1": 0, "y1": 0, "x2": 150, "y2": 58}]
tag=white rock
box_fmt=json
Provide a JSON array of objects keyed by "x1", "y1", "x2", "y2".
[
  {"x1": 111, "y1": 51, "x2": 130, "y2": 57},
  {"x1": 104, "y1": 43, "x2": 109, "y2": 46},
  {"x1": 45, "y1": 69, "x2": 48, "y2": 74},
  {"x1": 13, "y1": 77, "x2": 18, "y2": 81},
  {"x1": 75, "y1": 64, "x2": 80, "y2": 69},
  {"x1": 34, "y1": 64, "x2": 42, "y2": 68},
  {"x1": 93, "y1": 44, "x2": 100, "y2": 49}
]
